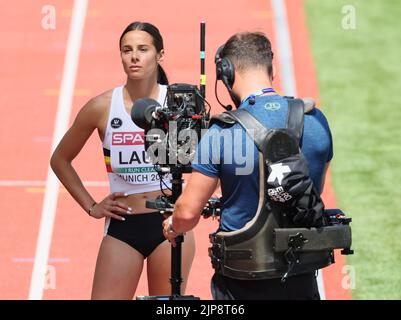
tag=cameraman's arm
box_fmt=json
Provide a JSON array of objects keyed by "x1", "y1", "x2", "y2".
[{"x1": 172, "y1": 171, "x2": 218, "y2": 233}]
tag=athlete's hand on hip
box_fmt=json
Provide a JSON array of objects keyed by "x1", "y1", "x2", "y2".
[
  {"x1": 89, "y1": 192, "x2": 132, "y2": 221},
  {"x1": 162, "y1": 217, "x2": 179, "y2": 247}
]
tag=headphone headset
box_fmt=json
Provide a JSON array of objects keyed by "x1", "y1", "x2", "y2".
[
  {"x1": 215, "y1": 45, "x2": 239, "y2": 110},
  {"x1": 215, "y1": 45, "x2": 235, "y2": 89}
]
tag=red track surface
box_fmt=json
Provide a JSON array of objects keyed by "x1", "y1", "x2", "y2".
[{"x1": 0, "y1": 0, "x2": 349, "y2": 299}]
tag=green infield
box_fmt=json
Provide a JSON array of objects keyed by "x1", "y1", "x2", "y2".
[{"x1": 305, "y1": 0, "x2": 401, "y2": 299}]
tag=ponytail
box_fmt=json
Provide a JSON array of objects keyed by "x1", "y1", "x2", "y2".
[{"x1": 157, "y1": 65, "x2": 169, "y2": 85}]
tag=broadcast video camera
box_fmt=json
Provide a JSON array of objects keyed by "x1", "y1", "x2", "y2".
[{"x1": 131, "y1": 83, "x2": 209, "y2": 174}]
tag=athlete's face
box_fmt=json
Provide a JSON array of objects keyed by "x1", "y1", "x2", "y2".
[{"x1": 120, "y1": 30, "x2": 164, "y2": 80}]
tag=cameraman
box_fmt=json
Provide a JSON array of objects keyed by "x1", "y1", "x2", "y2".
[{"x1": 163, "y1": 32, "x2": 333, "y2": 299}]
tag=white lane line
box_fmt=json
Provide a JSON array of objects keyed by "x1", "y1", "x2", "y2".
[
  {"x1": 271, "y1": 0, "x2": 297, "y2": 97},
  {"x1": 28, "y1": 0, "x2": 88, "y2": 300},
  {"x1": 316, "y1": 270, "x2": 327, "y2": 300},
  {"x1": 270, "y1": 0, "x2": 326, "y2": 300},
  {"x1": 0, "y1": 180, "x2": 108, "y2": 187}
]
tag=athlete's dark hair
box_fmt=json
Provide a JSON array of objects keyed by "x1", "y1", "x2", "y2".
[
  {"x1": 222, "y1": 32, "x2": 274, "y2": 79},
  {"x1": 120, "y1": 22, "x2": 168, "y2": 85}
]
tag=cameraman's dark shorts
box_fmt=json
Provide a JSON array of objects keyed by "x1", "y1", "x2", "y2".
[
  {"x1": 107, "y1": 212, "x2": 166, "y2": 258},
  {"x1": 211, "y1": 272, "x2": 320, "y2": 300}
]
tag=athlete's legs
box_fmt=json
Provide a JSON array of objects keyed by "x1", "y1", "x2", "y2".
[
  {"x1": 146, "y1": 230, "x2": 195, "y2": 296},
  {"x1": 91, "y1": 235, "x2": 145, "y2": 300}
]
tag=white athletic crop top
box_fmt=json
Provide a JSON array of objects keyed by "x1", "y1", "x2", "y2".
[{"x1": 102, "y1": 85, "x2": 169, "y2": 195}]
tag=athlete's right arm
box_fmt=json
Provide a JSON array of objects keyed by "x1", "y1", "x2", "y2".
[{"x1": 50, "y1": 97, "x2": 130, "y2": 221}]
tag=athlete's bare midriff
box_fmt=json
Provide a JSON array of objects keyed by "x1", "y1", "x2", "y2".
[{"x1": 115, "y1": 189, "x2": 170, "y2": 214}]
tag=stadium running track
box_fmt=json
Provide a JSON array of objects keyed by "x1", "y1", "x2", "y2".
[{"x1": 0, "y1": 0, "x2": 350, "y2": 300}]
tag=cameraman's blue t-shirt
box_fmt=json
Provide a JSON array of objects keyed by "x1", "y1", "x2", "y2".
[{"x1": 192, "y1": 95, "x2": 333, "y2": 231}]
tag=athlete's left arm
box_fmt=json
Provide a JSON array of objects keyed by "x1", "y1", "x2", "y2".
[{"x1": 163, "y1": 171, "x2": 218, "y2": 245}]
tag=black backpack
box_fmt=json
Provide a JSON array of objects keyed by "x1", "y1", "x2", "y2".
[{"x1": 225, "y1": 98, "x2": 326, "y2": 228}]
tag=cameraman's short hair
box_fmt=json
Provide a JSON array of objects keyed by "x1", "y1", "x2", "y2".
[{"x1": 222, "y1": 32, "x2": 274, "y2": 78}]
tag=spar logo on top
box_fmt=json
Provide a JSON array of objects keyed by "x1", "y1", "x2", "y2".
[{"x1": 112, "y1": 132, "x2": 145, "y2": 146}]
